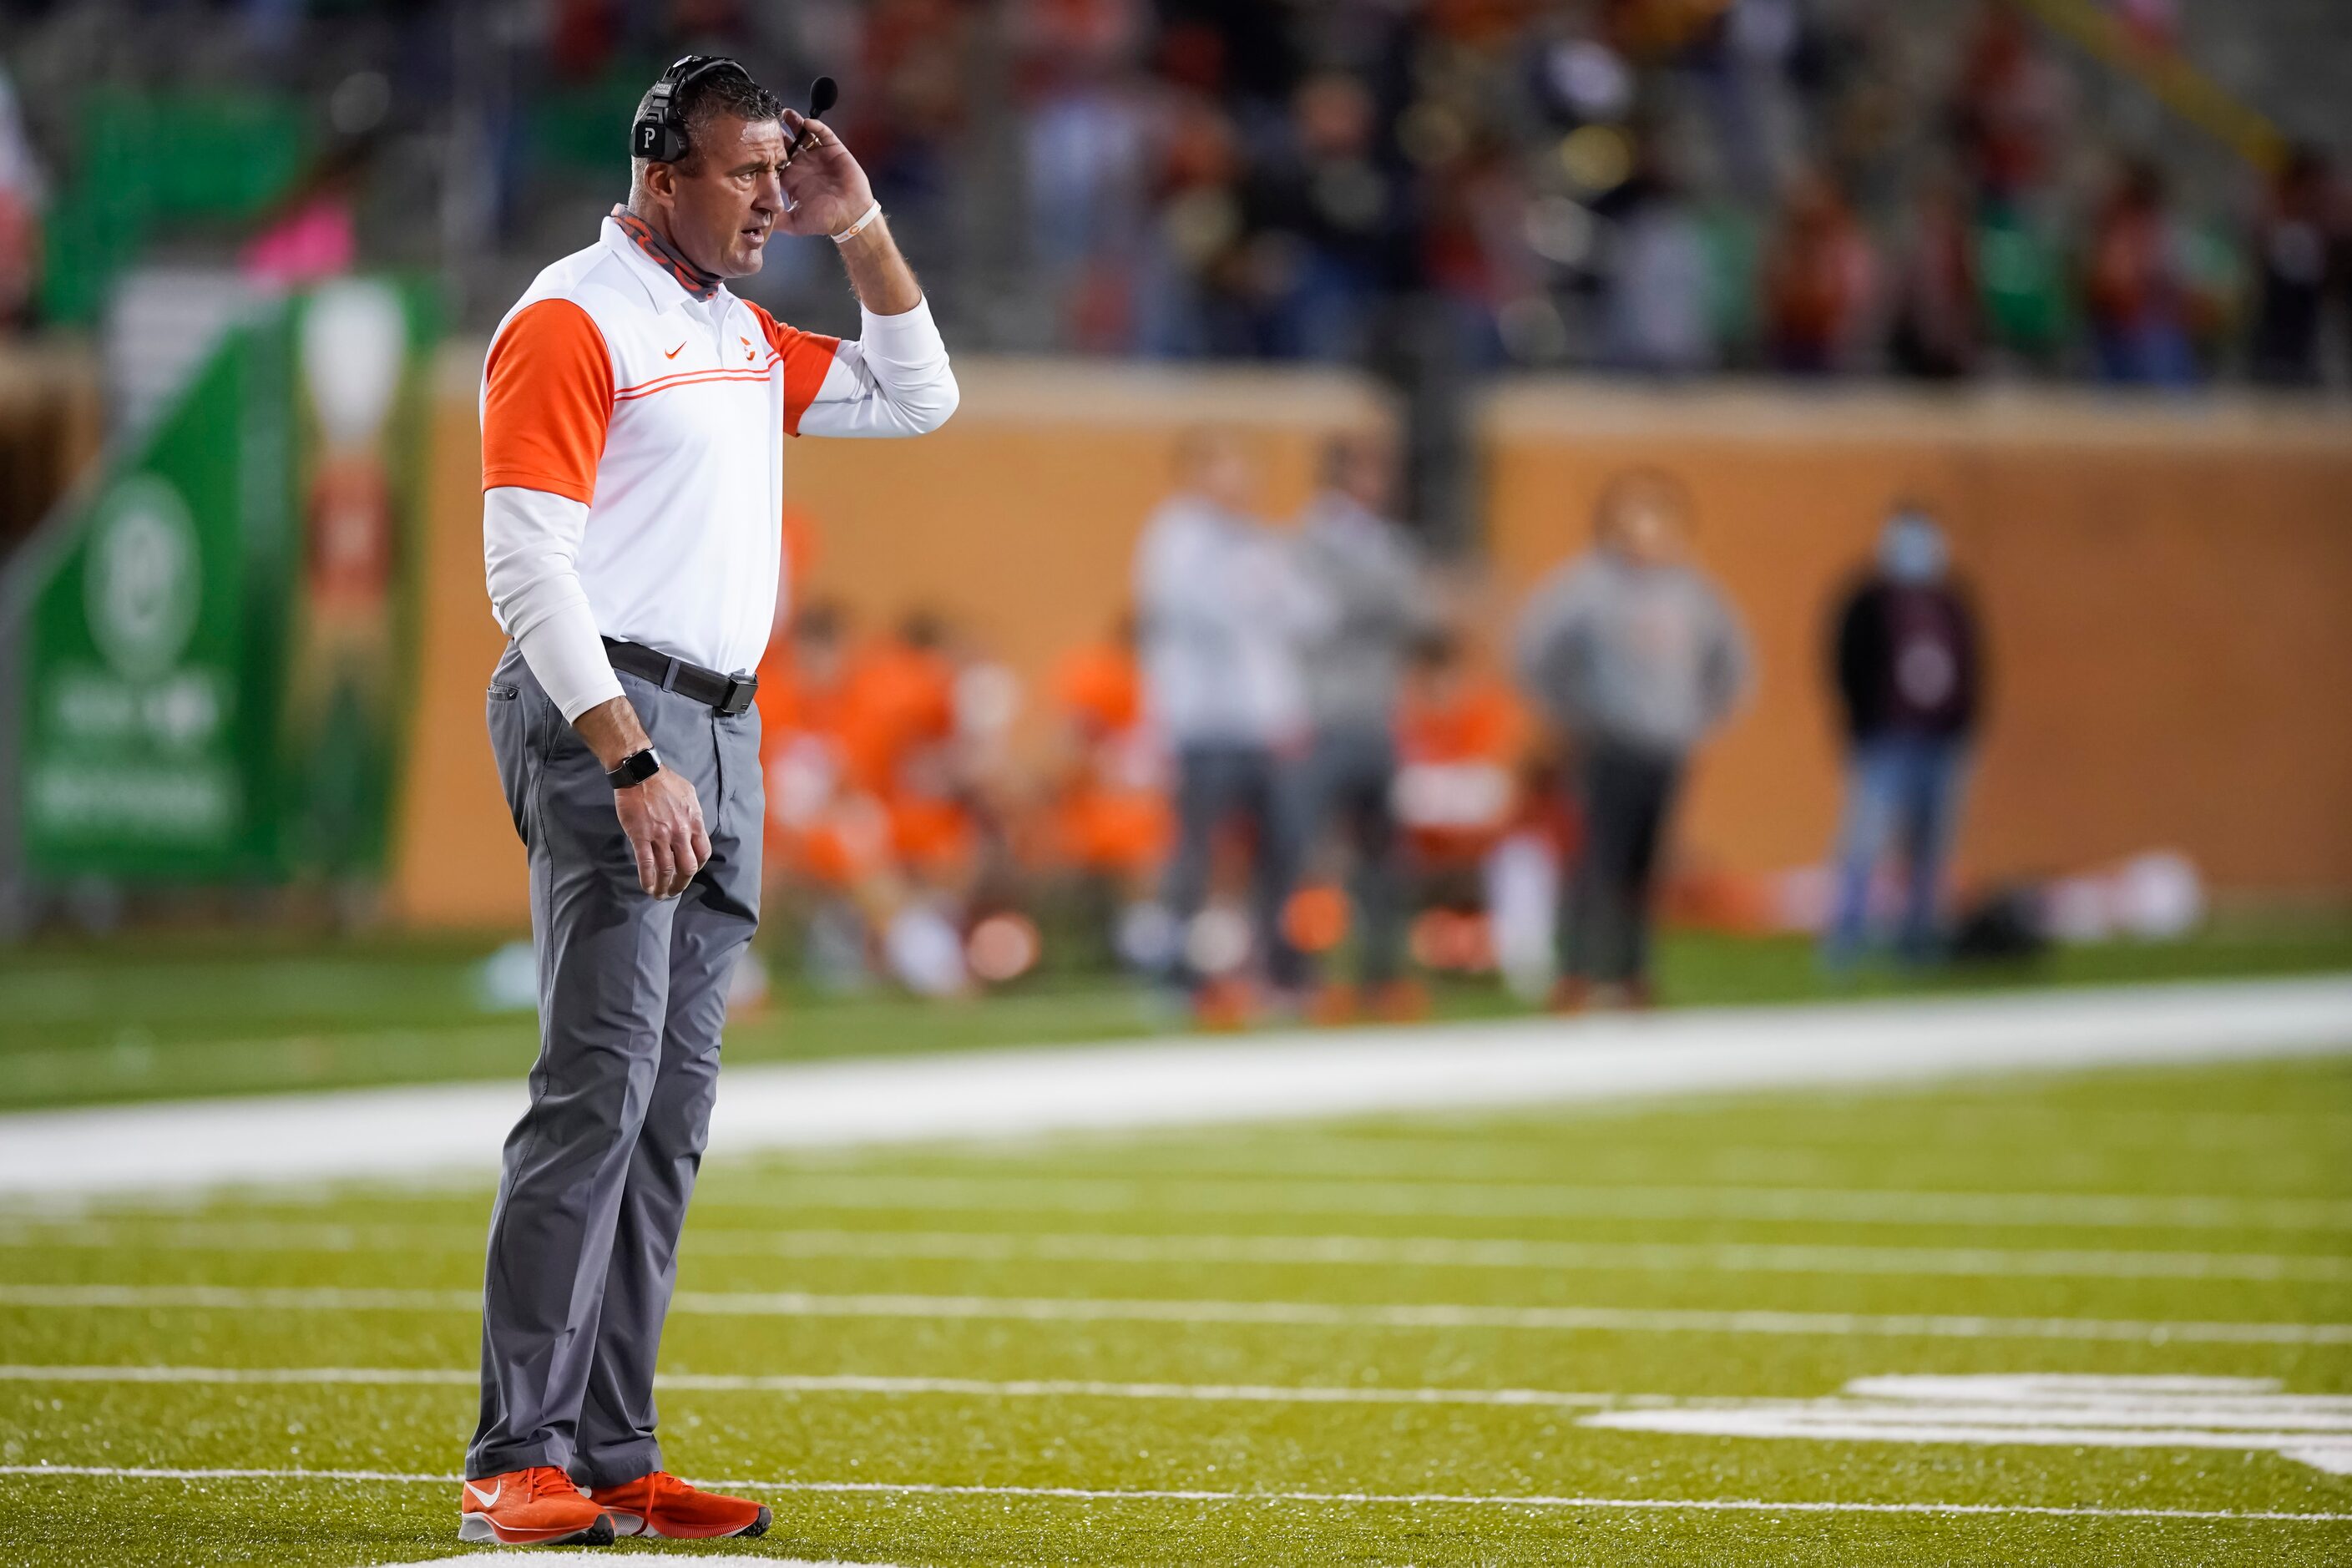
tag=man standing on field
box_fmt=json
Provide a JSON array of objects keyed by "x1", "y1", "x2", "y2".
[{"x1": 463, "y1": 57, "x2": 956, "y2": 1546}]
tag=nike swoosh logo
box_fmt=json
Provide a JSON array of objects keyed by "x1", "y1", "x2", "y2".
[
  {"x1": 465, "y1": 1481, "x2": 500, "y2": 1507},
  {"x1": 665, "y1": 343, "x2": 685, "y2": 359}
]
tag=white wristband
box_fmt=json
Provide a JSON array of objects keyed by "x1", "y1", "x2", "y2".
[{"x1": 831, "y1": 200, "x2": 883, "y2": 244}]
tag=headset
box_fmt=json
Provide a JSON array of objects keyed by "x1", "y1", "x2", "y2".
[{"x1": 630, "y1": 54, "x2": 754, "y2": 164}]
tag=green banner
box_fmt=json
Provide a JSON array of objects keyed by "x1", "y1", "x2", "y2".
[{"x1": 15, "y1": 278, "x2": 431, "y2": 885}]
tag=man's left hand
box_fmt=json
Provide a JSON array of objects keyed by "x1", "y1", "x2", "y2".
[{"x1": 776, "y1": 112, "x2": 875, "y2": 237}]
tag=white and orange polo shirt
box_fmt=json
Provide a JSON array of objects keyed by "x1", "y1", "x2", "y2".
[{"x1": 480, "y1": 210, "x2": 957, "y2": 721}]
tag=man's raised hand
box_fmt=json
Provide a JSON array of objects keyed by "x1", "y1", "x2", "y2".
[{"x1": 776, "y1": 110, "x2": 875, "y2": 237}]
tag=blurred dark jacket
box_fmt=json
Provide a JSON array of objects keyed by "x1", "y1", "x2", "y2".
[{"x1": 1830, "y1": 577, "x2": 1983, "y2": 744}]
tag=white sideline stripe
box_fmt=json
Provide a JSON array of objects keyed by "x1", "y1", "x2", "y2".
[
  {"x1": 0, "y1": 1464, "x2": 2344, "y2": 1524},
  {"x1": 8, "y1": 1218, "x2": 2347, "y2": 1282},
  {"x1": 0, "y1": 1363, "x2": 1639, "y2": 1411},
  {"x1": 3, "y1": 1283, "x2": 2344, "y2": 1346},
  {"x1": 375, "y1": 1560, "x2": 867, "y2": 1567},
  {"x1": 701, "y1": 1175, "x2": 2352, "y2": 1231},
  {"x1": 1, "y1": 976, "x2": 2346, "y2": 1196},
  {"x1": 375, "y1": 1560, "x2": 873, "y2": 1567}
]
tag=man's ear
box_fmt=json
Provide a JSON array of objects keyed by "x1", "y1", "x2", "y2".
[{"x1": 640, "y1": 159, "x2": 678, "y2": 205}]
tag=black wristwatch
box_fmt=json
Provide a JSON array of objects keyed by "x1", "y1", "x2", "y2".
[{"x1": 606, "y1": 747, "x2": 663, "y2": 791}]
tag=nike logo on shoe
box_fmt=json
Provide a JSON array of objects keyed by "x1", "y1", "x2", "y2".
[{"x1": 464, "y1": 1481, "x2": 500, "y2": 1506}]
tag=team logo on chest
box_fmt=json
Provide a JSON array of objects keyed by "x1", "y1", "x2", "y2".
[{"x1": 740, "y1": 335, "x2": 756, "y2": 363}]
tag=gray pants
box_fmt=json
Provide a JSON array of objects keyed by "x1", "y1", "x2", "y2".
[
  {"x1": 1284, "y1": 727, "x2": 1405, "y2": 988},
  {"x1": 468, "y1": 642, "x2": 761, "y2": 1488},
  {"x1": 1560, "y1": 741, "x2": 1682, "y2": 985},
  {"x1": 1162, "y1": 741, "x2": 1301, "y2": 991}
]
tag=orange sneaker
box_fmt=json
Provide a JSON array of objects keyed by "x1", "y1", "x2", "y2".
[
  {"x1": 588, "y1": 1469, "x2": 772, "y2": 1540},
  {"x1": 458, "y1": 1465, "x2": 615, "y2": 1545}
]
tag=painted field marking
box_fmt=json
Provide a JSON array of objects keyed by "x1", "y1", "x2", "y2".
[
  {"x1": 1585, "y1": 1374, "x2": 2352, "y2": 1476},
  {"x1": 0, "y1": 1363, "x2": 1644, "y2": 1411},
  {"x1": 693, "y1": 1175, "x2": 2352, "y2": 1232},
  {"x1": 373, "y1": 1560, "x2": 873, "y2": 1567},
  {"x1": 373, "y1": 1560, "x2": 867, "y2": 1567},
  {"x1": 5, "y1": 1216, "x2": 2344, "y2": 1282},
  {"x1": 3, "y1": 1282, "x2": 2346, "y2": 1345},
  {"x1": 4, "y1": 976, "x2": 2346, "y2": 1197},
  {"x1": 0, "y1": 1464, "x2": 2344, "y2": 1524}
]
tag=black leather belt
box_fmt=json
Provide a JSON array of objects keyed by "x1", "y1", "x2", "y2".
[{"x1": 602, "y1": 638, "x2": 758, "y2": 716}]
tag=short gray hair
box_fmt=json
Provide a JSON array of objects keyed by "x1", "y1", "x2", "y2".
[{"x1": 630, "y1": 65, "x2": 785, "y2": 175}]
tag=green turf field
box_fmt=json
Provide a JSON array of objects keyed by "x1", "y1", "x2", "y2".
[
  {"x1": 2, "y1": 1054, "x2": 2348, "y2": 1565},
  {"x1": 3, "y1": 917, "x2": 2349, "y2": 1110}
]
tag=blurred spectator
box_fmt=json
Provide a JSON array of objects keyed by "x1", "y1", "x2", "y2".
[
  {"x1": 1242, "y1": 72, "x2": 1403, "y2": 359},
  {"x1": 1018, "y1": 0, "x2": 1155, "y2": 351},
  {"x1": 1515, "y1": 470, "x2": 1749, "y2": 1008},
  {"x1": 1595, "y1": 143, "x2": 1714, "y2": 375},
  {"x1": 1823, "y1": 507, "x2": 1984, "y2": 969},
  {"x1": 1134, "y1": 427, "x2": 1324, "y2": 1014},
  {"x1": 1887, "y1": 172, "x2": 1984, "y2": 380},
  {"x1": 0, "y1": 63, "x2": 44, "y2": 327},
  {"x1": 1763, "y1": 169, "x2": 1879, "y2": 374},
  {"x1": 757, "y1": 602, "x2": 897, "y2": 989},
  {"x1": 2084, "y1": 157, "x2": 2206, "y2": 386},
  {"x1": 1045, "y1": 612, "x2": 1173, "y2": 961},
  {"x1": 1950, "y1": 0, "x2": 2070, "y2": 215},
  {"x1": 2248, "y1": 144, "x2": 2344, "y2": 388},
  {"x1": 1392, "y1": 626, "x2": 1544, "y2": 994},
  {"x1": 1282, "y1": 430, "x2": 1428, "y2": 1019}
]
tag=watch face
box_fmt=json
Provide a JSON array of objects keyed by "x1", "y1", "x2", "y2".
[{"x1": 611, "y1": 748, "x2": 662, "y2": 787}]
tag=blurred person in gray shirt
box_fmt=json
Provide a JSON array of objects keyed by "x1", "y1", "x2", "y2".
[
  {"x1": 1515, "y1": 470, "x2": 1750, "y2": 1008},
  {"x1": 1283, "y1": 430, "x2": 1430, "y2": 1019},
  {"x1": 1135, "y1": 428, "x2": 1327, "y2": 1016}
]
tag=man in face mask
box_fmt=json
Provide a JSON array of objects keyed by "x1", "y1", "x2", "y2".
[{"x1": 1823, "y1": 505, "x2": 1985, "y2": 969}]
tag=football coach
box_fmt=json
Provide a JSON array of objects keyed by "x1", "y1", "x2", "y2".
[{"x1": 461, "y1": 57, "x2": 956, "y2": 1546}]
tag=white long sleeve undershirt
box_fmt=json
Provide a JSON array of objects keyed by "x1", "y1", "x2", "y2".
[{"x1": 483, "y1": 485, "x2": 621, "y2": 723}]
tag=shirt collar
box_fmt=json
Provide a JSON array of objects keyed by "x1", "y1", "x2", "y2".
[{"x1": 601, "y1": 209, "x2": 729, "y2": 316}]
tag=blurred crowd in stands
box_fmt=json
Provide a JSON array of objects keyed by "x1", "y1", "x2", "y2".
[
  {"x1": 0, "y1": 0, "x2": 2347, "y2": 386},
  {"x1": 752, "y1": 430, "x2": 1990, "y2": 1019}
]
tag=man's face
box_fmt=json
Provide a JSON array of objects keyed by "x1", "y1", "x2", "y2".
[
  {"x1": 1185, "y1": 437, "x2": 1258, "y2": 514},
  {"x1": 652, "y1": 113, "x2": 787, "y2": 277},
  {"x1": 1337, "y1": 437, "x2": 1396, "y2": 513}
]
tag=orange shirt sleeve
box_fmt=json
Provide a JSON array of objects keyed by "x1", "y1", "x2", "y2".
[
  {"x1": 481, "y1": 298, "x2": 612, "y2": 503},
  {"x1": 750, "y1": 302, "x2": 842, "y2": 438}
]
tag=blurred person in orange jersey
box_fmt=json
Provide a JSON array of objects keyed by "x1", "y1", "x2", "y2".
[
  {"x1": 755, "y1": 601, "x2": 897, "y2": 989},
  {"x1": 1763, "y1": 167, "x2": 1880, "y2": 375},
  {"x1": 1135, "y1": 427, "x2": 1328, "y2": 1021},
  {"x1": 1393, "y1": 628, "x2": 1560, "y2": 1004},
  {"x1": 852, "y1": 609, "x2": 975, "y2": 882},
  {"x1": 1393, "y1": 628, "x2": 1529, "y2": 874},
  {"x1": 1048, "y1": 613, "x2": 1174, "y2": 957},
  {"x1": 1283, "y1": 430, "x2": 1429, "y2": 1022},
  {"x1": 1515, "y1": 470, "x2": 1750, "y2": 1010}
]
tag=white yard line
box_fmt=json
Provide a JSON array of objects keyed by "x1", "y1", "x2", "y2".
[
  {"x1": 373, "y1": 1560, "x2": 865, "y2": 1567},
  {"x1": 1, "y1": 976, "x2": 2345, "y2": 1198},
  {"x1": 695, "y1": 1175, "x2": 2352, "y2": 1230},
  {"x1": 0, "y1": 1363, "x2": 1641, "y2": 1410},
  {"x1": 6, "y1": 1217, "x2": 2343, "y2": 1281},
  {"x1": 3, "y1": 1282, "x2": 2344, "y2": 1345},
  {"x1": 0, "y1": 1464, "x2": 2342, "y2": 1525}
]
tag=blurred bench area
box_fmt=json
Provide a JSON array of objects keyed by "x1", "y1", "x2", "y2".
[
  {"x1": 386, "y1": 349, "x2": 2352, "y2": 936},
  {"x1": 0, "y1": 0, "x2": 2347, "y2": 1007}
]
